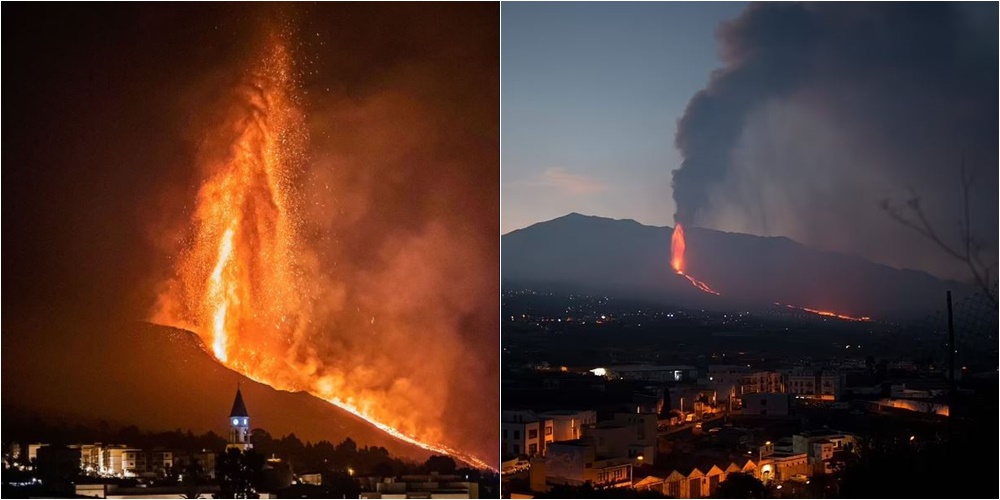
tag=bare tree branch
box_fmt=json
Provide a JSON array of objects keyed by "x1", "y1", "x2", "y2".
[{"x1": 881, "y1": 158, "x2": 997, "y2": 307}]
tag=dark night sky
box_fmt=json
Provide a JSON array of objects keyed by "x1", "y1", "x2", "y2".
[
  {"x1": 4, "y1": 3, "x2": 499, "y2": 464},
  {"x1": 5, "y1": 4, "x2": 251, "y2": 323},
  {"x1": 4, "y1": 3, "x2": 499, "y2": 324}
]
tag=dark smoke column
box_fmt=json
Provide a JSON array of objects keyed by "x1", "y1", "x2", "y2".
[
  {"x1": 672, "y1": 3, "x2": 815, "y2": 225},
  {"x1": 670, "y1": 3, "x2": 997, "y2": 228}
]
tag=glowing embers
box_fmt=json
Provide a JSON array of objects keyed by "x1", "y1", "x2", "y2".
[
  {"x1": 775, "y1": 302, "x2": 871, "y2": 322},
  {"x1": 155, "y1": 32, "x2": 493, "y2": 471},
  {"x1": 671, "y1": 223, "x2": 721, "y2": 296}
]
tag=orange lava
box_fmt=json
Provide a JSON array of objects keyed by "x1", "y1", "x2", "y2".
[
  {"x1": 153, "y1": 30, "x2": 492, "y2": 471},
  {"x1": 671, "y1": 223, "x2": 720, "y2": 295},
  {"x1": 775, "y1": 302, "x2": 871, "y2": 322}
]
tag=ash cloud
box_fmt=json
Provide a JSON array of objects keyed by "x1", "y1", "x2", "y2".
[
  {"x1": 290, "y1": 4, "x2": 499, "y2": 465},
  {"x1": 672, "y1": 3, "x2": 997, "y2": 279}
]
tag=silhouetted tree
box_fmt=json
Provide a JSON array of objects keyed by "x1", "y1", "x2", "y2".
[
  {"x1": 715, "y1": 473, "x2": 768, "y2": 499},
  {"x1": 882, "y1": 160, "x2": 997, "y2": 306},
  {"x1": 322, "y1": 470, "x2": 362, "y2": 498},
  {"x1": 423, "y1": 455, "x2": 457, "y2": 474},
  {"x1": 216, "y1": 448, "x2": 264, "y2": 499}
]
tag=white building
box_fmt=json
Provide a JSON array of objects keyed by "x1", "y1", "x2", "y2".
[
  {"x1": 537, "y1": 410, "x2": 596, "y2": 442},
  {"x1": 501, "y1": 410, "x2": 544, "y2": 459},
  {"x1": 785, "y1": 369, "x2": 844, "y2": 401},
  {"x1": 610, "y1": 412, "x2": 657, "y2": 465}
]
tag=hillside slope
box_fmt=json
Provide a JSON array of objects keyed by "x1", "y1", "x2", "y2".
[
  {"x1": 502, "y1": 213, "x2": 972, "y2": 319},
  {"x1": 1, "y1": 321, "x2": 435, "y2": 462}
]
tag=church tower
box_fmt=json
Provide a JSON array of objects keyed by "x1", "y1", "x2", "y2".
[{"x1": 227, "y1": 386, "x2": 252, "y2": 451}]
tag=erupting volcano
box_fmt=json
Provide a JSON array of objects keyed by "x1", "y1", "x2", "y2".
[
  {"x1": 671, "y1": 223, "x2": 720, "y2": 296},
  {"x1": 153, "y1": 28, "x2": 492, "y2": 471}
]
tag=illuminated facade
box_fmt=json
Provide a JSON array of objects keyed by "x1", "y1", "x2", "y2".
[
  {"x1": 501, "y1": 410, "x2": 544, "y2": 459},
  {"x1": 785, "y1": 369, "x2": 843, "y2": 401},
  {"x1": 538, "y1": 410, "x2": 596, "y2": 442}
]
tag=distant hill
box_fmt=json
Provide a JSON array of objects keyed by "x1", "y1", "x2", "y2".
[
  {"x1": 1, "y1": 321, "x2": 434, "y2": 463},
  {"x1": 502, "y1": 213, "x2": 973, "y2": 319}
]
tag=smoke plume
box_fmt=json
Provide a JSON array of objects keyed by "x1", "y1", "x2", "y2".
[{"x1": 672, "y1": 3, "x2": 997, "y2": 279}]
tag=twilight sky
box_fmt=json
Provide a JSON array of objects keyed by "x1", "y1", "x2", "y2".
[
  {"x1": 502, "y1": 3, "x2": 997, "y2": 282},
  {"x1": 501, "y1": 2, "x2": 746, "y2": 234}
]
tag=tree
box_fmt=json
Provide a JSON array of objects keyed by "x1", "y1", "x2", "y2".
[
  {"x1": 882, "y1": 160, "x2": 997, "y2": 306},
  {"x1": 216, "y1": 448, "x2": 264, "y2": 499},
  {"x1": 715, "y1": 473, "x2": 768, "y2": 499},
  {"x1": 322, "y1": 471, "x2": 362, "y2": 498},
  {"x1": 180, "y1": 456, "x2": 210, "y2": 499},
  {"x1": 423, "y1": 455, "x2": 457, "y2": 474}
]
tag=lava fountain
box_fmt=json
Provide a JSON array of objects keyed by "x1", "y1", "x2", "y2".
[
  {"x1": 671, "y1": 223, "x2": 720, "y2": 295},
  {"x1": 153, "y1": 30, "x2": 492, "y2": 471}
]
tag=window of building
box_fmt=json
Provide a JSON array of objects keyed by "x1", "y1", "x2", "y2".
[
  {"x1": 513, "y1": 430, "x2": 520, "y2": 440},
  {"x1": 513, "y1": 444, "x2": 520, "y2": 454},
  {"x1": 529, "y1": 444, "x2": 538, "y2": 455},
  {"x1": 528, "y1": 429, "x2": 538, "y2": 439},
  {"x1": 545, "y1": 427, "x2": 553, "y2": 436}
]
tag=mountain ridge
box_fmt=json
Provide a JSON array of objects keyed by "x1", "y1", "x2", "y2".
[
  {"x1": 506, "y1": 212, "x2": 952, "y2": 283},
  {"x1": 502, "y1": 212, "x2": 972, "y2": 319}
]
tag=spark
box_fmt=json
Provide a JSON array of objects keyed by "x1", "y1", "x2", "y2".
[{"x1": 155, "y1": 28, "x2": 492, "y2": 471}]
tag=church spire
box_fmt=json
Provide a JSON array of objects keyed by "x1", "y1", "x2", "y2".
[
  {"x1": 230, "y1": 386, "x2": 249, "y2": 418},
  {"x1": 227, "y1": 385, "x2": 252, "y2": 451}
]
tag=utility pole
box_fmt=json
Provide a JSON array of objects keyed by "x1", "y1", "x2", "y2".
[{"x1": 946, "y1": 291, "x2": 956, "y2": 404}]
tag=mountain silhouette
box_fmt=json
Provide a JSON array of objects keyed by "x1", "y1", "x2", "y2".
[{"x1": 502, "y1": 213, "x2": 972, "y2": 319}]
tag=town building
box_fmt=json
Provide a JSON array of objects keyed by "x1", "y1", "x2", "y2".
[
  {"x1": 666, "y1": 386, "x2": 717, "y2": 418},
  {"x1": 792, "y1": 430, "x2": 857, "y2": 475},
  {"x1": 742, "y1": 393, "x2": 791, "y2": 417},
  {"x1": 501, "y1": 410, "x2": 544, "y2": 459},
  {"x1": 610, "y1": 412, "x2": 657, "y2": 465},
  {"x1": 359, "y1": 473, "x2": 480, "y2": 498},
  {"x1": 600, "y1": 365, "x2": 698, "y2": 383},
  {"x1": 530, "y1": 440, "x2": 632, "y2": 491},
  {"x1": 785, "y1": 369, "x2": 844, "y2": 401},
  {"x1": 742, "y1": 371, "x2": 785, "y2": 395},
  {"x1": 537, "y1": 410, "x2": 595, "y2": 442},
  {"x1": 76, "y1": 483, "x2": 224, "y2": 498}
]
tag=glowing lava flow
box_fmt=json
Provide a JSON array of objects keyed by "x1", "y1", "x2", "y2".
[
  {"x1": 775, "y1": 302, "x2": 871, "y2": 322},
  {"x1": 671, "y1": 223, "x2": 720, "y2": 295},
  {"x1": 155, "y1": 31, "x2": 493, "y2": 471}
]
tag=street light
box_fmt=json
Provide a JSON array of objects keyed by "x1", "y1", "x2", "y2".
[{"x1": 759, "y1": 442, "x2": 772, "y2": 481}]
